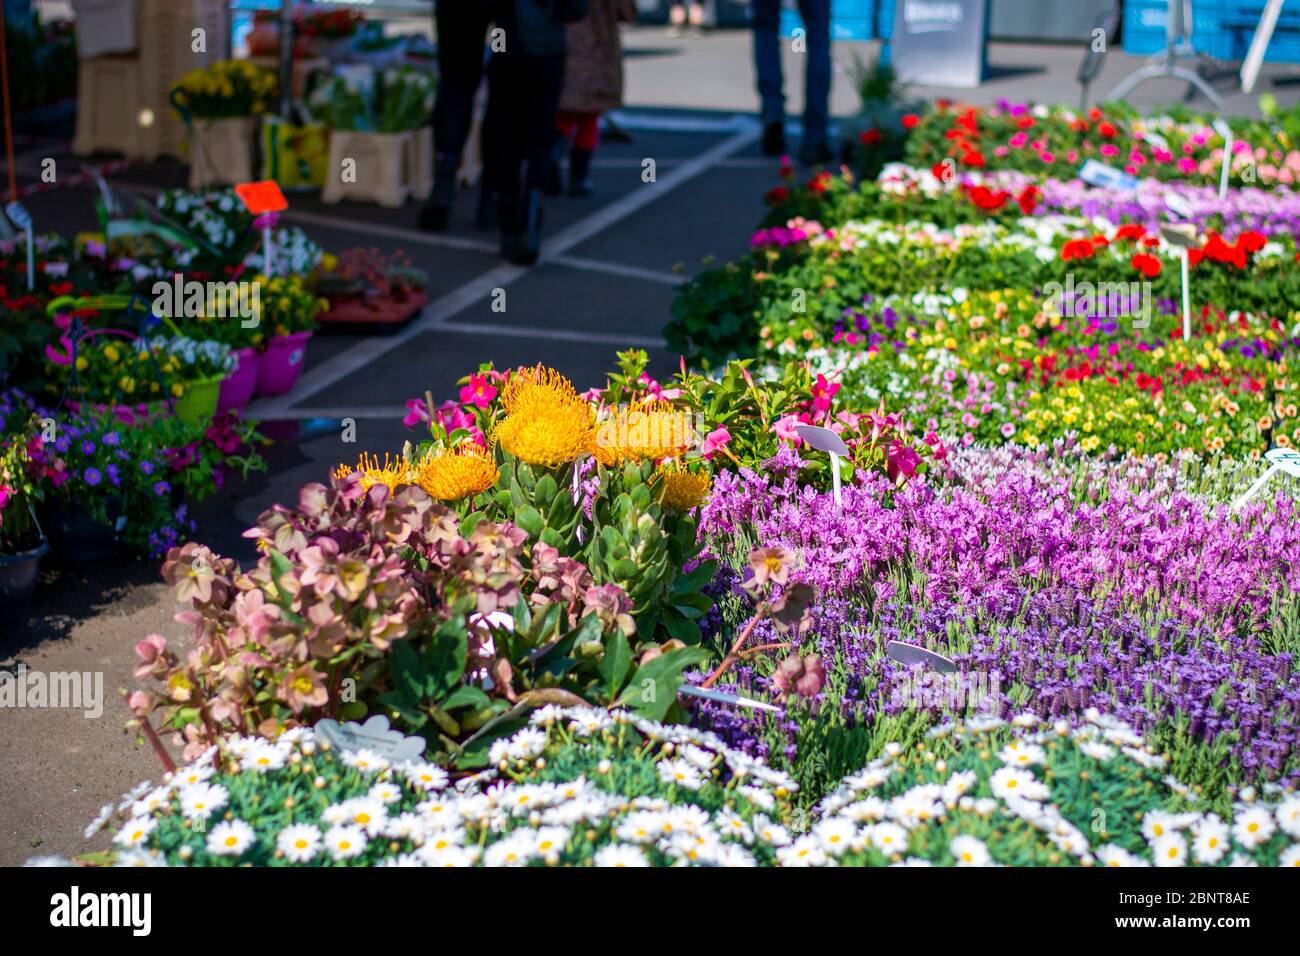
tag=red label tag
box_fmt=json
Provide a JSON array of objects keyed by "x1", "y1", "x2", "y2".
[{"x1": 234, "y1": 180, "x2": 289, "y2": 215}]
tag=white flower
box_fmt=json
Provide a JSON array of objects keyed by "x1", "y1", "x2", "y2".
[
  {"x1": 340, "y1": 798, "x2": 389, "y2": 836},
  {"x1": 657, "y1": 759, "x2": 704, "y2": 791},
  {"x1": 325, "y1": 825, "x2": 368, "y2": 860},
  {"x1": 870, "y1": 822, "x2": 909, "y2": 854},
  {"x1": 998, "y1": 740, "x2": 1046, "y2": 767},
  {"x1": 777, "y1": 836, "x2": 828, "y2": 867},
  {"x1": 484, "y1": 833, "x2": 535, "y2": 867},
  {"x1": 507, "y1": 728, "x2": 548, "y2": 760},
  {"x1": 241, "y1": 741, "x2": 288, "y2": 772},
  {"x1": 369, "y1": 782, "x2": 403, "y2": 805},
  {"x1": 752, "y1": 815, "x2": 792, "y2": 847},
  {"x1": 594, "y1": 844, "x2": 649, "y2": 867},
  {"x1": 1078, "y1": 741, "x2": 1116, "y2": 761},
  {"x1": 84, "y1": 803, "x2": 114, "y2": 839},
  {"x1": 113, "y1": 817, "x2": 157, "y2": 849},
  {"x1": 1097, "y1": 844, "x2": 1147, "y2": 867},
  {"x1": 340, "y1": 748, "x2": 389, "y2": 774},
  {"x1": 1278, "y1": 844, "x2": 1300, "y2": 867},
  {"x1": 171, "y1": 764, "x2": 215, "y2": 788},
  {"x1": 1276, "y1": 796, "x2": 1300, "y2": 838},
  {"x1": 384, "y1": 812, "x2": 428, "y2": 841},
  {"x1": 1192, "y1": 817, "x2": 1230, "y2": 864},
  {"x1": 207, "y1": 819, "x2": 255, "y2": 857},
  {"x1": 814, "y1": 818, "x2": 858, "y2": 855},
  {"x1": 1233, "y1": 808, "x2": 1275, "y2": 848},
  {"x1": 990, "y1": 766, "x2": 1046, "y2": 801},
  {"x1": 950, "y1": 835, "x2": 991, "y2": 866},
  {"x1": 114, "y1": 849, "x2": 167, "y2": 867},
  {"x1": 277, "y1": 824, "x2": 321, "y2": 863},
  {"x1": 131, "y1": 787, "x2": 172, "y2": 817},
  {"x1": 1142, "y1": 812, "x2": 1178, "y2": 842},
  {"x1": 179, "y1": 782, "x2": 228, "y2": 821},
  {"x1": 1152, "y1": 833, "x2": 1188, "y2": 867},
  {"x1": 531, "y1": 826, "x2": 570, "y2": 857}
]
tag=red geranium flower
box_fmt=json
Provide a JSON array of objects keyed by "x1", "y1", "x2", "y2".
[
  {"x1": 860, "y1": 128, "x2": 883, "y2": 146},
  {"x1": 765, "y1": 185, "x2": 789, "y2": 206},
  {"x1": 1016, "y1": 185, "x2": 1042, "y2": 214},
  {"x1": 1061, "y1": 238, "x2": 1096, "y2": 261},
  {"x1": 1131, "y1": 253, "x2": 1162, "y2": 278},
  {"x1": 901, "y1": 113, "x2": 920, "y2": 129}
]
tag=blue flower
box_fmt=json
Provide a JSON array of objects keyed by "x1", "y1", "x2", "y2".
[
  {"x1": 153, "y1": 480, "x2": 171, "y2": 498},
  {"x1": 84, "y1": 467, "x2": 102, "y2": 487}
]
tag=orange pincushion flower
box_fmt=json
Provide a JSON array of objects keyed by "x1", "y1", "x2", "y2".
[
  {"x1": 501, "y1": 364, "x2": 580, "y2": 416},
  {"x1": 333, "y1": 452, "x2": 411, "y2": 492},
  {"x1": 493, "y1": 365, "x2": 594, "y2": 469},
  {"x1": 414, "y1": 443, "x2": 499, "y2": 501},
  {"x1": 657, "y1": 462, "x2": 711, "y2": 511},
  {"x1": 592, "y1": 399, "x2": 694, "y2": 466}
]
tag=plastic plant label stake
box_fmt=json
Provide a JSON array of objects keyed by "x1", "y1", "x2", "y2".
[
  {"x1": 313, "y1": 714, "x2": 426, "y2": 763},
  {"x1": 678, "y1": 684, "x2": 783, "y2": 713},
  {"x1": 794, "y1": 424, "x2": 850, "y2": 510},
  {"x1": 1163, "y1": 191, "x2": 1195, "y2": 221},
  {"x1": 234, "y1": 181, "x2": 289, "y2": 279},
  {"x1": 1214, "y1": 119, "x2": 1234, "y2": 200},
  {"x1": 885, "y1": 640, "x2": 958, "y2": 674},
  {"x1": 1161, "y1": 224, "x2": 1198, "y2": 340},
  {"x1": 1233, "y1": 448, "x2": 1300, "y2": 509},
  {"x1": 5, "y1": 201, "x2": 33, "y2": 290},
  {"x1": 1078, "y1": 159, "x2": 1138, "y2": 192}
]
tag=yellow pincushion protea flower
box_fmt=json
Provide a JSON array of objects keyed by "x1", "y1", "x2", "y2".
[
  {"x1": 332, "y1": 452, "x2": 411, "y2": 493},
  {"x1": 657, "y1": 463, "x2": 711, "y2": 511},
  {"x1": 592, "y1": 399, "x2": 694, "y2": 466},
  {"x1": 414, "y1": 443, "x2": 499, "y2": 501},
  {"x1": 501, "y1": 364, "x2": 580, "y2": 416},
  {"x1": 493, "y1": 365, "x2": 594, "y2": 469}
]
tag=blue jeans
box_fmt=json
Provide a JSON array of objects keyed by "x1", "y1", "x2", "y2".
[{"x1": 752, "y1": 0, "x2": 831, "y2": 147}]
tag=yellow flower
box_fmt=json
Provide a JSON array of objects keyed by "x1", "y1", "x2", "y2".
[
  {"x1": 493, "y1": 366, "x2": 594, "y2": 468},
  {"x1": 592, "y1": 399, "x2": 693, "y2": 466},
  {"x1": 414, "y1": 443, "x2": 499, "y2": 501},
  {"x1": 333, "y1": 452, "x2": 411, "y2": 493},
  {"x1": 657, "y1": 463, "x2": 711, "y2": 511}
]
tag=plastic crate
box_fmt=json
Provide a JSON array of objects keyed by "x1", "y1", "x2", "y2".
[
  {"x1": 780, "y1": 0, "x2": 876, "y2": 41},
  {"x1": 1219, "y1": 1, "x2": 1300, "y2": 64},
  {"x1": 1122, "y1": 0, "x2": 1234, "y2": 59},
  {"x1": 877, "y1": 0, "x2": 894, "y2": 38}
]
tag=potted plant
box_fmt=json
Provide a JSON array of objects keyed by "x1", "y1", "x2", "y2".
[
  {"x1": 0, "y1": 413, "x2": 50, "y2": 618},
  {"x1": 312, "y1": 66, "x2": 436, "y2": 207},
  {"x1": 316, "y1": 247, "x2": 429, "y2": 327},
  {"x1": 171, "y1": 60, "x2": 278, "y2": 189},
  {"x1": 133, "y1": 334, "x2": 237, "y2": 424},
  {"x1": 251, "y1": 273, "x2": 327, "y2": 397}
]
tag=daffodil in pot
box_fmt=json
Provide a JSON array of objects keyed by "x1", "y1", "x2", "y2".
[{"x1": 171, "y1": 60, "x2": 278, "y2": 189}]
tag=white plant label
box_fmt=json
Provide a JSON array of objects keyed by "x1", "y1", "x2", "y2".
[
  {"x1": 1214, "y1": 119, "x2": 1234, "y2": 200},
  {"x1": 1232, "y1": 448, "x2": 1300, "y2": 509},
  {"x1": 313, "y1": 714, "x2": 426, "y2": 762},
  {"x1": 1078, "y1": 159, "x2": 1138, "y2": 192},
  {"x1": 1163, "y1": 191, "x2": 1195, "y2": 221},
  {"x1": 678, "y1": 684, "x2": 783, "y2": 713},
  {"x1": 795, "y1": 424, "x2": 849, "y2": 510},
  {"x1": 885, "y1": 640, "x2": 958, "y2": 674}
]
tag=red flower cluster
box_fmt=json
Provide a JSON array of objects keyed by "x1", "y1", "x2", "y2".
[{"x1": 1188, "y1": 230, "x2": 1267, "y2": 270}]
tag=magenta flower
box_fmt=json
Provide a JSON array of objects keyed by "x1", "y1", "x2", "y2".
[
  {"x1": 459, "y1": 373, "x2": 498, "y2": 410},
  {"x1": 402, "y1": 398, "x2": 430, "y2": 429},
  {"x1": 701, "y1": 426, "x2": 732, "y2": 459}
]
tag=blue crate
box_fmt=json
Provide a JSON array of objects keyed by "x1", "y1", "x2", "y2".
[
  {"x1": 1119, "y1": 0, "x2": 1300, "y2": 61},
  {"x1": 877, "y1": 0, "x2": 894, "y2": 39},
  {"x1": 779, "y1": 0, "x2": 876, "y2": 41}
]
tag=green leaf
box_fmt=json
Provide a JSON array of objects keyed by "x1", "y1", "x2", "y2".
[
  {"x1": 614, "y1": 646, "x2": 711, "y2": 721},
  {"x1": 598, "y1": 629, "x2": 634, "y2": 700},
  {"x1": 514, "y1": 505, "x2": 544, "y2": 538},
  {"x1": 426, "y1": 619, "x2": 469, "y2": 696},
  {"x1": 441, "y1": 685, "x2": 491, "y2": 712}
]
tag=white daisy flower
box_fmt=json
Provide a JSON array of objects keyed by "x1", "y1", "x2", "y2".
[
  {"x1": 324, "y1": 825, "x2": 368, "y2": 860},
  {"x1": 1275, "y1": 796, "x2": 1300, "y2": 839},
  {"x1": 206, "y1": 819, "x2": 255, "y2": 857},
  {"x1": 998, "y1": 741, "x2": 1046, "y2": 767},
  {"x1": 424, "y1": 845, "x2": 478, "y2": 867},
  {"x1": 113, "y1": 817, "x2": 157, "y2": 849},
  {"x1": 1233, "y1": 808, "x2": 1275, "y2": 848},
  {"x1": 276, "y1": 824, "x2": 321, "y2": 863},
  {"x1": 1097, "y1": 844, "x2": 1148, "y2": 867},
  {"x1": 594, "y1": 844, "x2": 649, "y2": 867},
  {"x1": 531, "y1": 826, "x2": 570, "y2": 857},
  {"x1": 114, "y1": 849, "x2": 167, "y2": 867},
  {"x1": 717, "y1": 813, "x2": 753, "y2": 843},
  {"x1": 713, "y1": 843, "x2": 758, "y2": 867},
  {"x1": 752, "y1": 815, "x2": 792, "y2": 847},
  {"x1": 814, "y1": 818, "x2": 858, "y2": 855},
  {"x1": 738, "y1": 785, "x2": 777, "y2": 811},
  {"x1": 1152, "y1": 833, "x2": 1188, "y2": 867},
  {"x1": 341, "y1": 798, "x2": 388, "y2": 836},
  {"x1": 403, "y1": 763, "x2": 450, "y2": 792},
  {"x1": 1078, "y1": 741, "x2": 1116, "y2": 761},
  {"x1": 383, "y1": 813, "x2": 428, "y2": 841},
  {"x1": 484, "y1": 833, "x2": 535, "y2": 867},
  {"x1": 870, "y1": 822, "x2": 909, "y2": 854},
  {"x1": 1278, "y1": 844, "x2": 1300, "y2": 867},
  {"x1": 1192, "y1": 817, "x2": 1229, "y2": 864},
  {"x1": 658, "y1": 759, "x2": 704, "y2": 791},
  {"x1": 340, "y1": 748, "x2": 389, "y2": 774},
  {"x1": 131, "y1": 786, "x2": 172, "y2": 817},
  {"x1": 84, "y1": 803, "x2": 115, "y2": 839},
  {"x1": 951, "y1": 835, "x2": 991, "y2": 866},
  {"x1": 1142, "y1": 812, "x2": 1177, "y2": 842},
  {"x1": 777, "y1": 835, "x2": 828, "y2": 867},
  {"x1": 241, "y1": 741, "x2": 288, "y2": 773},
  {"x1": 171, "y1": 764, "x2": 215, "y2": 788},
  {"x1": 990, "y1": 766, "x2": 1045, "y2": 801},
  {"x1": 369, "y1": 782, "x2": 403, "y2": 805},
  {"x1": 178, "y1": 782, "x2": 228, "y2": 821}
]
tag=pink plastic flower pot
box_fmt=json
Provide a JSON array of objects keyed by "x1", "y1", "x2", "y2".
[
  {"x1": 255, "y1": 331, "x2": 312, "y2": 398},
  {"x1": 217, "y1": 347, "x2": 261, "y2": 412}
]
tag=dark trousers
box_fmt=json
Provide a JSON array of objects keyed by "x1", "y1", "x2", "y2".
[
  {"x1": 483, "y1": 51, "x2": 566, "y2": 229},
  {"x1": 752, "y1": 0, "x2": 831, "y2": 146},
  {"x1": 432, "y1": 0, "x2": 491, "y2": 170}
]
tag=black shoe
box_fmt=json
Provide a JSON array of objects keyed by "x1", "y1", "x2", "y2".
[
  {"x1": 501, "y1": 190, "x2": 543, "y2": 266},
  {"x1": 762, "y1": 122, "x2": 786, "y2": 157},
  {"x1": 418, "y1": 158, "x2": 459, "y2": 232},
  {"x1": 798, "y1": 140, "x2": 833, "y2": 166},
  {"x1": 568, "y1": 148, "x2": 593, "y2": 197},
  {"x1": 476, "y1": 185, "x2": 499, "y2": 231}
]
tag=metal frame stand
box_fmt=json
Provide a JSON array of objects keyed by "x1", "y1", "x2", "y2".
[{"x1": 1108, "y1": 0, "x2": 1223, "y2": 107}]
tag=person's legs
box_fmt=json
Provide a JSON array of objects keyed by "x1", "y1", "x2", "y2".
[
  {"x1": 484, "y1": 52, "x2": 527, "y2": 244},
  {"x1": 421, "y1": 0, "x2": 489, "y2": 230},
  {"x1": 497, "y1": 52, "x2": 565, "y2": 265},
  {"x1": 752, "y1": 0, "x2": 786, "y2": 156},
  {"x1": 568, "y1": 112, "x2": 600, "y2": 197},
  {"x1": 796, "y1": 0, "x2": 832, "y2": 162}
]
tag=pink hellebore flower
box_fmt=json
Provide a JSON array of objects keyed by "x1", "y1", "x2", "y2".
[
  {"x1": 700, "y1": 426, "x2": 732, "y2": 459},
  {"x1": 459, "y1": 373, "x2": 498, "y2": 410},
  {"x1": 133, "y1": 633, "x2": 168, "y2": 680}
]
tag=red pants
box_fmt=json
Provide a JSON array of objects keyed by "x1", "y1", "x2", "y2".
[{"x1": 556, "y1": 110, "x2": 601, "y2": 151}]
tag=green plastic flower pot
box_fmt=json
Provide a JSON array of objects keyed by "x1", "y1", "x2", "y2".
[{"x1": 174, "y1": 374, "x2": 225, "y2": 425}]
